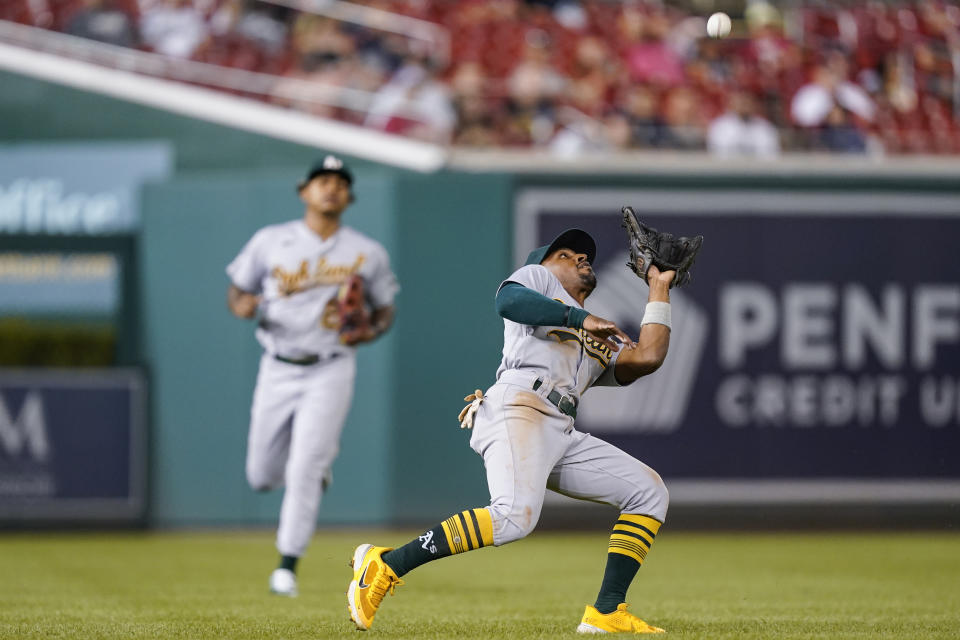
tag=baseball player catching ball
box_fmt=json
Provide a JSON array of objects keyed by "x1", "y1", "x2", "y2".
[
  {"x1": 347, "y1": 220, "x2": 702, "y2": 633},
  {"x1": 227, "y1": 155, "x2": 398, "y2": 597}
]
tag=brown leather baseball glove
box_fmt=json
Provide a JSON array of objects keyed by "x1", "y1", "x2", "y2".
[{"x1": 337, "y1": 274, "x2": 371, "y2": 344}]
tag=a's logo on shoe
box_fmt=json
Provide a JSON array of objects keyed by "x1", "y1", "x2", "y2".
[
  {"x1": 419, "y1": 531, "x2": 437, "y2": 554},
  {"x1": 358, "y1": 564, "x2": 372, "y2": 589}
]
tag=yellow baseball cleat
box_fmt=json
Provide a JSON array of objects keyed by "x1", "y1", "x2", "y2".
[
  {"x1": 577, "y1": 604, "x2": 666, "y2": 634},
  {"x1": 347, "y1": 544, "x2": 403, "y2": 630}
]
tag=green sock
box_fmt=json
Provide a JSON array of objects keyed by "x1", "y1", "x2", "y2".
[
  {"x1": 383, "y1": 508, "x2": 496, "y2": 577},
  {"x1": 382, "y1": 525, "x2": 452, "y2": 577},
  {"x1": 594, "y1": 513, "x2": 662, "y2": 613},
  {"x1": 593, "y1": 553, "x2": 640, "y2": 614},
  {"x1": 279, "y1": 555, "x2": 298, "y2": 573}
]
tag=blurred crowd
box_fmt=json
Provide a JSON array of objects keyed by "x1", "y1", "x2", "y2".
[{"x1": 4, "y1": 0, "x2": 960, "y2": 155}]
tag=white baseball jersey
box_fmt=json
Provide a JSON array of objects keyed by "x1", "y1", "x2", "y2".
[
  {"x1": 469, "y1": 263, "x2": 668, "y2": 548},
  {"x1": 226, "y1": 221, "x2": 398, "y2": 358},
  {"x1": 495, "y1": 264, "x2": 621, "y2": 400}
]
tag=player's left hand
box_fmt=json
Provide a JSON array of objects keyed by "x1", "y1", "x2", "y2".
[{"x1": 646, "y1": 264, "x2": 676, "y2": 288}]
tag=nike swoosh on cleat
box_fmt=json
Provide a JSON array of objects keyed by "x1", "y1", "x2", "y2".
[{"x1": 358, "y1": 564, "x2": 372, "y2": 589}]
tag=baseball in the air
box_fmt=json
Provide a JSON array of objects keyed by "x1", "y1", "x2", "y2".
[{"x1": 706, "y1": 12, "x2": 732, "y2": 38}]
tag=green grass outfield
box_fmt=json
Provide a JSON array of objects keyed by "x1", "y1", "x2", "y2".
[{"x1": 1, "y1": 530, "x2": 958, "y2": 639}]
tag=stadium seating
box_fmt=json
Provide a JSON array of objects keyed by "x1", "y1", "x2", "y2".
[{"x1": 3, "y1": 0, "x2": 957, "y2": 153}]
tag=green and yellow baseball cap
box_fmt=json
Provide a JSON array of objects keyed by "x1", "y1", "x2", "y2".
[{"x1": 525, "y1": 228, "x2": 597, "y2": 265}]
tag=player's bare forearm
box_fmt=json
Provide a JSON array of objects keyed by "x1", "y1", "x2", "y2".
[
  {"x1": 613, "y1": 271, "x2": 673, "y2": 384},
  {"x1": 227, "y1": 285, "x2": 260, "y2": 319},
  {"x1": 614, "y1": 324, "x2": 670, "y2": 383}
]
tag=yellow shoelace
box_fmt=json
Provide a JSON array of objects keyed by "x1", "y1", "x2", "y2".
[{"x1": 370, "y1": 573, "x2": 404, "y2": 606}]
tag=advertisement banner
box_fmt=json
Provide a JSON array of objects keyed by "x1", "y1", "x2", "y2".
[
  {"x1": 0, "y1": 369, "x2": 146, "y2": 521},
  {"x1": 516, "y1": 189, "x2": 960, "y2": 502},
  {"x1": 0, "y1": 142, "x2": 172, "y2": 235},
  {"x1": 0, "y1": 251, "x2": 120, "y2": 314}
]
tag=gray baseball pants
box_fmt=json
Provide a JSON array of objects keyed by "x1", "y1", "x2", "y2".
[
  {"x1": 245, "y1": 352, "x2": 356, "y2": 557},
  {"x1": 469, "y1": 371, "x2": 669, "y2": 546}
]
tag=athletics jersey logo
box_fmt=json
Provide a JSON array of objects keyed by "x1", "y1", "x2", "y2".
[
  {"x1": 272, "y1": 255, "x2": 366, "y2": 296},
  {"x1": 547, "y1": 328, "x2": 613, "y2": 365},
  {"x1": 578, "y1": 251, "x2": 709, "y2": 433}
]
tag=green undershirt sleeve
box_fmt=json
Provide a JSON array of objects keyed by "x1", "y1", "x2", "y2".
[{"x1": 495, "y1": 282, "x2": 589, "y2": 329}]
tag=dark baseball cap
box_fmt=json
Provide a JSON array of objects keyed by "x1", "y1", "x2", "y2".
[
  {"x1": 297, "y1": 154, "x2": 354, "y2": 191},
  {"x1": 525, "y1": 228, "x2": 597, "y2": 266}
]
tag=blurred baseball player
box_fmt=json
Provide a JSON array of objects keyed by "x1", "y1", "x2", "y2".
[
  {"x1": 227, "y1": 155, "x2": 398, "y2": 597},
  {"x1": 348, "y1": 228, "x2": 675, "y2": 633}
]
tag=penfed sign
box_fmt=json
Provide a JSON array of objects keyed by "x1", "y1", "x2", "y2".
[
  {"x1": 516, "y1": 188, "x2": 960, "y2": 500},
  {"x1": 715, "y1": 282, "x2": 959, "y2": 429}
]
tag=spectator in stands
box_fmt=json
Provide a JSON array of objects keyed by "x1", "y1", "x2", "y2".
[
  {"x1": 269, "y1": 65, "x2": 329, "y2": 118},
  {"x1": 572, "y1": 34, "x2": 618, "y2": 83},
  {"x1": 65, "y1": 0, "x2": 138, "y2": 48},
  {"x1": 620, "y1": 6, "x2": 685, "y2": 87},
  {"x1": 352, "y1": 32, "x2": 408, "y2": 78},
  {"x1": 567, "y1": 75, "x2": 609, "y2": 120},
  {"x1": 139, "y1": 0, "x2": 209, "y2": 59},
  {"x1": 548, "y1": 110, "x2": 603, "y2": 157},
  {"x1": 453, "y1": 95, "x2": 502, "y2": 147},
  {"x1": 622, "y1": 84, "x2": 665, "y2": 148},
  {"x1": 451, "y1": 61, "x2": 486, "y2": 103},
  {"x1": 707, "y1": 90, "x2": 780, "y2": 158},
  {"x1": 210, "y1": 0, "x2": 290, "y2": 55},
  {"x1": 690, "y1": 36, "x2": 734, "y2": 90},
  {"x1": 566, "y1": 35, "x2": 620, "y2": 119},
  {"x1": 601, "y1": 109, "x2": 633, "y2": 150},
  {"x1": 659, "y1": 86, "x2": 705, "y2": 150},
  {"x1": 791, "y1": 52, "x2": 875, "y2": 128},
  {"x1": 883, "y1": 51, "x2": 918, "y2": 115},
  {"x1": 290, "y1": 14, "x2": 355, "y2": 66},
  {"x1": 505, "y1": 29, "x2": 567, "y2": 145},
  {"x1": 548, "y1": 106, "x2": 632, "y2": 157},
  {"x1": 365, "y1": 57, "x2": 456, "y2": 144},
  {"x1": 744, "y1": 2, "x2": 793, "y2": 74},
  {"x1": 913, "y1": 40, "x2": 954, "y2": 103},
  {"x1": 520, "y1": 0, "x2": 589, "y2": 31},
  {"x1": 507, "y1": 29, "x2": 567, "y2": 112},
  {"x1": 818, "y1": 105, "x2": 867, "y2": 153},
  {"x1": 271, "y1": 13, "x2": 393, "y2": 121},
  {"x1": 450, "y1": 61, "x2": 501, "y2": 146},
  {"x1": 270, "y1": 46, "x2": 360, "y2": 119}
]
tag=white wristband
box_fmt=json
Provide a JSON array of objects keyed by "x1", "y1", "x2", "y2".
[{"x1": 641, "y1": 301, "x2": 671, "y2": 329}]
